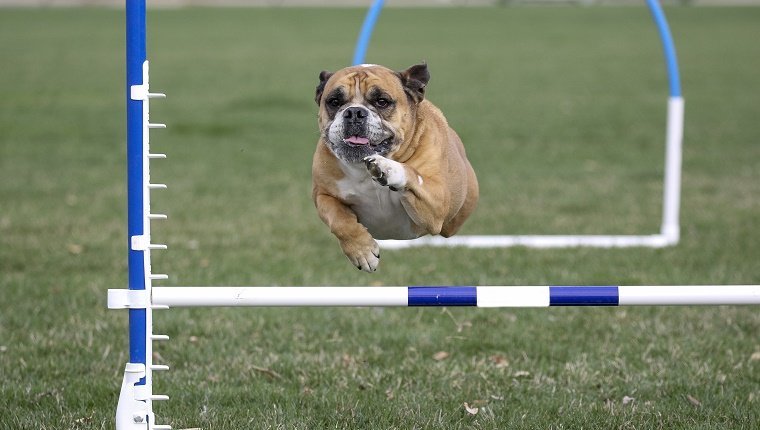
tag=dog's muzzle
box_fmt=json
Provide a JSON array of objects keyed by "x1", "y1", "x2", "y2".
[
  {"x1": 342, "y1": 106, "x2": 370, "y2": 146},
  {"x1": 325, "y1": 104, "x2": 395, "y2": 162}
]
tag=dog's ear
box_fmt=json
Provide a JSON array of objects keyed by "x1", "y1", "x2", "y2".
[
  {"x1": 398, "y1": 63, "x2": 430, "y2": 103},
  {"x1": 315, "y1": 70, "x2": 333, "y2": 105}
]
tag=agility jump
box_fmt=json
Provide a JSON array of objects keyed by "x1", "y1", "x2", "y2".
[{"x1": 109, "y1": 1, "x2": 758, "y2": 429}]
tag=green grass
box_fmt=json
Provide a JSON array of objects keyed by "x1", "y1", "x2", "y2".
[{"x1": 1, "y1": 5, "x2": 759, "y2": 429}]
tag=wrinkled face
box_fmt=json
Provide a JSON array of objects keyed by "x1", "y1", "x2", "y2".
[{"x1": 316, "y1": 65, "x2": 422, "y2": 163}]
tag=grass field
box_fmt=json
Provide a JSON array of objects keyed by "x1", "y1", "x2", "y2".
[{"x1": 1, "y1": 5, "x2": 759, "y2": 429}]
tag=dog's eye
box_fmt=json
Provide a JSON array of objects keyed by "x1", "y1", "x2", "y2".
[
  {"x1": 374, "y1": 98, "x2": 391, "y2": 109},
  {"x1": 327, "y1": 98, "x2": 341, "y2": 108}
]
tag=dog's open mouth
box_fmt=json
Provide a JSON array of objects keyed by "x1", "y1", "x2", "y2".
[
  {"x1": 343, "y1": 136, "x2": 394, "y2": 148},
  {"x1": 343, "y1": 136, "x2": 370, "y2": 146},
  {"x1": 332, "y1": 132, "x2": 396, "y2": 162}
]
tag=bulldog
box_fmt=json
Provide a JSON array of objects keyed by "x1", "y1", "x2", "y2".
[{"x1": 312, "y1": 63, "x2": 478, "y2": 272}]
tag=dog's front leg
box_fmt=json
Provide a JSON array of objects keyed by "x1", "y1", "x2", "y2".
[
  {"x1": 314, "y1": 192, "x2": 380, "y2": 272},
  {"x1": 363, "y1": 155, "x2": 448, "y2": 235}
]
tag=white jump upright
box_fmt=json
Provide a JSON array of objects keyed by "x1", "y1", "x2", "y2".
[{"x1": 109, "y1": 2, "x2": 756, "y2": 429}]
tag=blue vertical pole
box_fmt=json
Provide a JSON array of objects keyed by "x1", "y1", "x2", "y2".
[
  {"x1": 352, "y1": 0, "x2": 385, "y2": 66},
  {"x1": 126, "y1": 0, "x2": 147, "y2": 382}
]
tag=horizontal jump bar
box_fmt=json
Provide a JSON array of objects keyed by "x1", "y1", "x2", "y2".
[{"x1": 150, "y1": 286, "x2": 760, "y2": 308}]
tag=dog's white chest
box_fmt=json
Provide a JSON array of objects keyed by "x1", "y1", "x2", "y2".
[{"x1": 336, "y1": 166, "x2": 418, "y2": 240}]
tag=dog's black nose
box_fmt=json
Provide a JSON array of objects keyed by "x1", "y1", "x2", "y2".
[{"x1": 343, "y1": 106, "x2": 368, "y2": 121}]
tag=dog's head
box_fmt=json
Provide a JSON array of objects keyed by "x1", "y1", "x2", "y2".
[{"x1": 315, "y1": 63, "x2": 430, "y2": 163}]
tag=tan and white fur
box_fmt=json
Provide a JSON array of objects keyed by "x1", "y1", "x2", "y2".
[{"x1": 312, "y1": 63, "x2": 478, "y2": 272}]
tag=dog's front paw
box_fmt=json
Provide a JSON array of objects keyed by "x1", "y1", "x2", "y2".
[
  {"x1": 363, "y1": 155, "x2": 407, "y2": 191},
  {"x1": 339, "y1": 236, "x2": 380, "y2": 272}
]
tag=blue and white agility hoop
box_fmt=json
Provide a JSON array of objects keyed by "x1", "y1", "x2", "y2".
[{"x1": 354, "y1": 0, "x2": 685, "y2": 249}]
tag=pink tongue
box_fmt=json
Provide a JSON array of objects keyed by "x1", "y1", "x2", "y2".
[{"x1": 344, "y1": 136, "x2": 370, "y2": 145}]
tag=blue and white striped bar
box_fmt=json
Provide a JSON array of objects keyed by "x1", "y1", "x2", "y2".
[{"x1": 151, "y1": 286, "x2": 760, "y2": 308}]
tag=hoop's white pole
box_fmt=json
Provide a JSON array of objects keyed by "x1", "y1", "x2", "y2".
[
  {"x1": 149, "y1": 286, "x2": 760, "y2": 308},
  {"x1": 660, "y1": 96, "x2": 683, "y2": 244}
]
